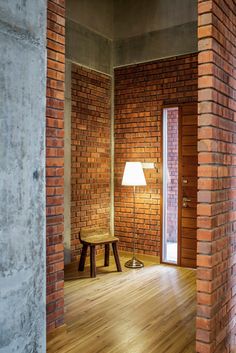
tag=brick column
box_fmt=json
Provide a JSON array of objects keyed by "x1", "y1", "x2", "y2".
[
  {"x1": 197, "y1": 1, "x2": 236, "y2": 351},
  {"x1": 46, "y1": 0, "x2": 65, "y2": 333}
]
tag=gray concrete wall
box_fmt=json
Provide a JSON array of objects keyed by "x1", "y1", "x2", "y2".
[
  {"x1": 114, "y1": 21, "x2": 197, "y2": 67},
  {"x1": 0, "y1": 1, "x2": 46, "y2": 352},
  {"x1": 113, "y1": 0, "x2": 197, "y2": 66},
  {"x1": 66, "y1": 0, "x2": 197, "y2": 74},
  {"x1": 66, "y1": 0, "x2": 113, "y2": 39},
  {"x1": 66, "y1": 0, "x2": 113, "y2": 75},
  {"x1": 114, "y1": 0, "x2": 197, "y2": 39},
  {"x1": 66, "y1": 19, "x2": 112, "y2": 75}
]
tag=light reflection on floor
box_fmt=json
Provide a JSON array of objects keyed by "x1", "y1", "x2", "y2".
[{"x1": 166, "y1": 242, "x2": 177, "y2": 263}]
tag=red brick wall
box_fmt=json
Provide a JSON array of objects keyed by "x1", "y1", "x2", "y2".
[
  {"x1": 71, "y1": 64, "x2": 111, "y2": 262},
  {"x1": 46, "y1": 0, "x2": 65, "y2": 333},
  {"x1": 166, "y1": 108, "x2": 178, "y2": 243},
  {"x1": 197, "y1": 1, "x2": 236, "y2": 352},
  {"x1": 114, "y1": 53, "x2": 198, "y2": 256}
]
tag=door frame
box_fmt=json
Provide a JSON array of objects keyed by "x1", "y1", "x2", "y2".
[{"x1": 160, "y1": 104, "x2": 184, "y2": 266}]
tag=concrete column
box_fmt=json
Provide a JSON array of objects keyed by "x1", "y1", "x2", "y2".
[{"x1": 0, "y1": 1, "x2": 47, "y2": 352}]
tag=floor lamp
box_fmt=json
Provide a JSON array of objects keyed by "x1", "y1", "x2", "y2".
[{"x1": 122, "y1": 162, "x2": 147, "y2": 268}]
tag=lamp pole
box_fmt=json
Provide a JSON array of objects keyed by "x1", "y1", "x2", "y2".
[
  {"x1": 133, "y1": 185, "x2": 136, "y2": 257},
  {"x1": 125, "y1": 185, "x2": 144, "y2": 268},
  {"x1": 122, "y1": 162, "x2": 146, "y2": 268}
]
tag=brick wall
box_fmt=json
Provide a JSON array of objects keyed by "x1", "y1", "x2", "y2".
[
  {"x1": 197, "y1": 1, "x2": 236, "y2": 352},
  {"x1": 46, "y1": 0, "x2": 65, "y2": 333},
  {"x1": 71, "y1": 64, "x2": 111, "y2": 262},
  {"x1": 166, "y1": 108, "x2": 179, "y2": 243},
  {"x1": 114, "y1": 53, "x2": 198, "y2": 256}
]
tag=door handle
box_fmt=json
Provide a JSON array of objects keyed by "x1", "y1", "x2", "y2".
[{"x1": 183, "y1": 197, "x2": 191, "y2": 208}]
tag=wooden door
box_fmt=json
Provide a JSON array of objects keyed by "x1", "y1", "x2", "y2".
[{"x1": 179, "y1": 104, "x2": 197, "y2": 268}]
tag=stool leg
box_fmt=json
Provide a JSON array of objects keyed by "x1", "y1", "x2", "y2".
[
  {"x1": 90, "y1": 245, "x2": 96, "y2": 278},
  {"x1": 112, "y1": 242, "x2": 122, "y2": 272},
  {"x1": 104, "y1": 244, "x2": 110, "y2": 267},
  {"x1": 78, "y1": 244, "x2": 88, "y2": 271}
]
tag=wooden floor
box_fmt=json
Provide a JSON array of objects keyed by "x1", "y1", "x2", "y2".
[{"x1": 47, "y1": 253, "x2": 196, "y2": 353}]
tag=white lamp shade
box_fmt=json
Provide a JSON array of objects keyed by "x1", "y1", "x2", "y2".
[{"x1": 122, "y1": 162, "x2": 147, "y2": 186}]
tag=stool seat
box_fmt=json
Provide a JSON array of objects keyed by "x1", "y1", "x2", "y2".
[
  {"x1": 78, "y1": 227, "x2": 122, "y2": 278},
  {"x1": 82, "y1": 235, "x2": 119, "y2": 245}
]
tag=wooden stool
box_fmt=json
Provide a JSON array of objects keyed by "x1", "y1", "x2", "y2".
[{"x1": 78, "y1": 228, "x2": 122, "y2": 278}]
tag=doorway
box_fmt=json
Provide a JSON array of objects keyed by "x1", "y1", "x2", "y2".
[{"x1": 162, "y1": 104, "x2": 197, "y2": 268}]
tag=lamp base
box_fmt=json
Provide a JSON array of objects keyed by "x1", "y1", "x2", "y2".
[{"x1": 124, "y1": 257, "x2": 144, "y2": 269}]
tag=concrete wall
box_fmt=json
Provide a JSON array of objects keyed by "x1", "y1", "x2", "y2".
[
  {"x1": 66, "y1": 0, "x2": 113, "y2": 39},
  {"x1": 114, "y1": 21, "x2": 197, "y2": 67},
  {"x1": 66, "y1": 0, "x2": 113, "y2": 75},
  {"x1": 114, "y1": 0, "x2": 197, "y2": 39},
  {"x1": 113, "y1": 0, "x2": 198, "y2": 66},
  {"x1": 66, "y1": 0, "x2": 197, "y2": 70},
  {"x1": 66, "y1": 20, "x2": 112, "y2": 75},
  {"x1": 0, "y1": 1, "x2": 46, "y2": 352}
]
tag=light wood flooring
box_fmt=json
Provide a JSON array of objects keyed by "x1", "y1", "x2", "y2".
[{"x1": 47, "y1": 252, "x2": 196, "y2": 353}]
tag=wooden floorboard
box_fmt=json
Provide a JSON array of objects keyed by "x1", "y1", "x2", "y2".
[{"x1": 47, "y1": 253, "x2": 196, "y2": 353}]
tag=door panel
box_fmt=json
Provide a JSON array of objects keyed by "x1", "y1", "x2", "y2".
[
  {"x1": 180, "y1": 104, "x2": 197, "y2": 268},
  {"x1": 182, "y1": 208, "x2": 196, "y2": 219},
  {"x1": 182, "y1": 126, "x2": 197, "y2": 136},
  {"x1": 182, "y1": 228, "x2": 196, "y2": 238},
  {"x1": 182, "y1": 238, "x2": 196, "y2": 250}
]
